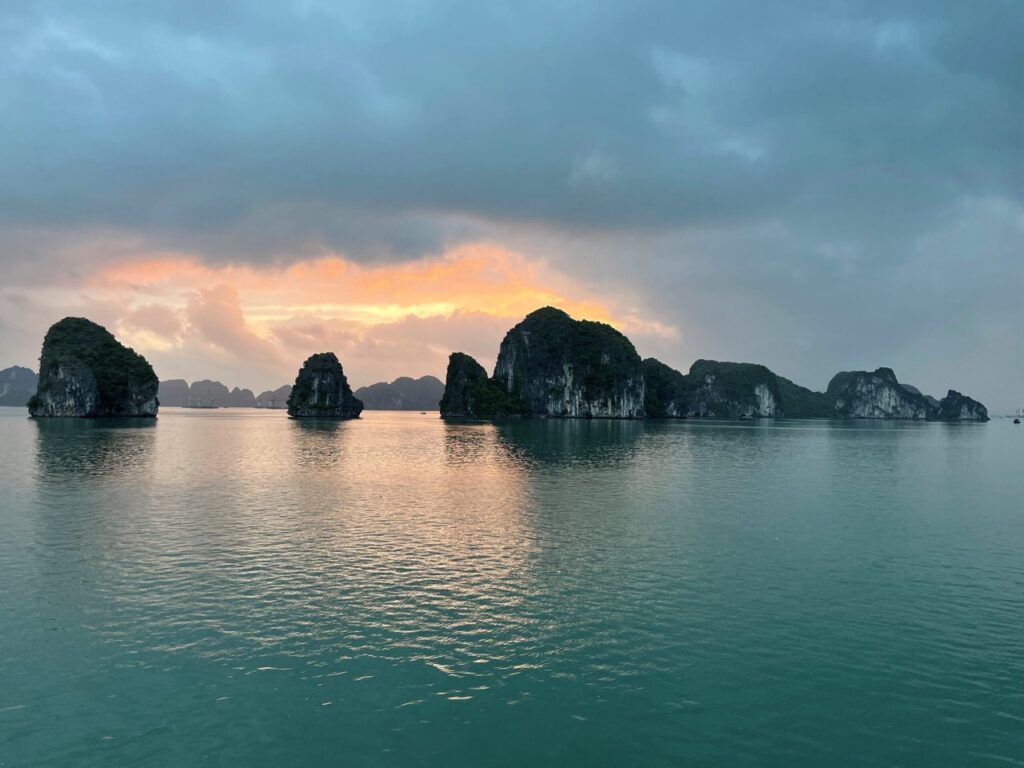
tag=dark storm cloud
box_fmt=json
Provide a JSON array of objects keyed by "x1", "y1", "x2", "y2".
[{"x1": 2, "y1": 0, "x2": 1019, "y2": 259}]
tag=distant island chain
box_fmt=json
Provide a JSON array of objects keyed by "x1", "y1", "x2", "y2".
[{"x1": 6, "y1": 309, "x2": 989, "y2": 422}]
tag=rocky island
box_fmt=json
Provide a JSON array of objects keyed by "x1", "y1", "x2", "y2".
[
  {"x1": 286, "y1": 352, "x2": 363, "y2": 418},
  {"x1": 441, "y1": 307, "x2": 989, "y2": 422},
  {"x1": 642, "y1": 362, "x2": 987, "y2": 421},
  {"x1": 28, "y1": 317, "x2": 159, "y2": 417},
  {"x1": 936, "y1": 389, "x2": 989, "y2": 421},
  {"x1": 441, "y1": 307, "x2": 645, "y2": 418}
]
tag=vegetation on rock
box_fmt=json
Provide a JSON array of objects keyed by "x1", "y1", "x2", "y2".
[
  {"x1": 774, "y1": 375, "x2": 834, "y2": 418},
  {"x1": 493, "y1": 307, "x2": 644, "y2": 418},
  {"x1": 439, "y1": 353, "x2": 523, "y2": 418},
  {"x1": 642, "y1": 358, "x2": 689, "y2": 417},
  {"x1": 286, "y1": 352, "x2": 363, "y2": 418},
  {"x1": 28, "y1": 317, "x2": 158, "y2": 417},
  {"x1": 936, "y1": 389, "x2": 989, "y2": 421}
]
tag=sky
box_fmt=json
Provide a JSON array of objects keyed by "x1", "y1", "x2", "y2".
[{"x1": 1, "y1": 1, "x2": 1021, "y2": 409}]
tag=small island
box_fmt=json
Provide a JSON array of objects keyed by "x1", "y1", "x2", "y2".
[
  {"x1": 28, "y1": 317, "x2": 159, "y2": 418},
  {"x1": 286, "y1": 352, "x2": 363, "y2": 418}
]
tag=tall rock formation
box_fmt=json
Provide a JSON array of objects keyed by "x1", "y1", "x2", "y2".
[
  {"x1": 684, "y1": 360, "x2": 782, "y2": 418},
  {"x1": 936, "y1": 390, "x2": 989, "y2": 421},
  {"x1": 439, "y1": 353, "x2": 521, "y2": 418},
  {"x1": 28, "y1": 317, "x2": 158, "y2": 417},
  {"x1": 644, "y1": 358, "x2": 785, "y2": 418},
  {"x1": 492, "y1": 307, "x2": 645, "y2": 418},
  {"x1": 286, "y1": 353, "x2": 363, "y2": 418},
  {"x1": 828, "y1": 368, "x2": 932, "y2": 419}
]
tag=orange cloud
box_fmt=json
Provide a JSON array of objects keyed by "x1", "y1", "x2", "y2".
[
  {"x1": 62, "y1": 241, "x2": 674, "y2": 388},
  {"x1": 93, "y1": 243, "x2": 614, "y2": 326}
]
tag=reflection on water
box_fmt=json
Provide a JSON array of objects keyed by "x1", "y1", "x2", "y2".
[
  {"x1": 287, "y1": 417, "x2": 356, "y2": 468},
  {"x1": 494, "y1": 417, "x2": 646, "y2": 467},
  {"x1": 32, "y1": 417, "x2": 157, "y2": 480},
  {"x1": 1, "y1": 408, "x2": 1022, "y2": 767}
]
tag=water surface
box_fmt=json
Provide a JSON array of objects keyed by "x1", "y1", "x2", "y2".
[{"x1": 1, "y1": 408, "x2": 1022, "y2": 766}]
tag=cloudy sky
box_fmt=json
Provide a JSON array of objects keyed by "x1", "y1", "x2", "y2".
[{"x1": 1, "y1": 1, "x2": 1020, "y2": 408}]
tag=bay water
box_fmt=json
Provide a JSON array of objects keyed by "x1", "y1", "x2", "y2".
[{"x1": 1, "y1": 408, "x2": 1021, "y2": 766}]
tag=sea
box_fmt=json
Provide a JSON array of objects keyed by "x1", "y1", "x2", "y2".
[{"x1": 1, "y1": 407, "x2": 1021, "y2": 766}]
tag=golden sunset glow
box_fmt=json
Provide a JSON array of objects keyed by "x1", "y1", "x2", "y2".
[
  {"x1": 15, "y1": 241, "x2": 676, "y2": 390},
  {"x1": 93, "y1": 244, "x2": 614, "y2": 326}
]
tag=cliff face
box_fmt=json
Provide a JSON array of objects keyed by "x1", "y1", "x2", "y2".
[
  {"x1": 492, "y1": 307, "x2": 644, "y2": 418},
  {"x1": 936, "y1": 390, "x2": 989, "y2": 421},
  {"x1": 439, "y1": 353, "x2": 521, "y2": 418},
  {"x1": 685, "y1": 360, "x2": 782, "y2": 418},
  {"x1": 286, "y1": 353, "x2": 363, "y2": 418},
  {"x1": 28, "y1": 317, "x2": 158, "y2": 417},
  {"x1": 829, "y1": 368, "x2": 931, "y2": 419}
]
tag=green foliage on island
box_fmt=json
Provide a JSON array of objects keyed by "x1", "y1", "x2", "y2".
[
  {"x1": 775, "y1": 375, "x2": 834, "y2": 418},
  {"x1": 642, "y1": 358, "x2": 688, "y2": 417},
  {"x1": 439, "y1": 352, "x2": 525, "y2": 418},
  {"x1": 286, "y1": 352, "x2": 363, "y2": 417},
  {"x1": 688, "y1": 359, "x2": 780, "y2": 401},
  {"x1": 499, "y1": 307, "x2": 642, "y2": 399},
  {"x1": 29, "y1": 317, "x2": 157, "y2": 414}
]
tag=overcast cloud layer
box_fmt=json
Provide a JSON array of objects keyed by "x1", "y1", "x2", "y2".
[{"x1": 1, "y1": 1, "x2": 1021, "y2": 408}]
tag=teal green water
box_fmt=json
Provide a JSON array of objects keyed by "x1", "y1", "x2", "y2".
[{"x1": 1, "y1": 408, "x2": 1022, "y2": 766}]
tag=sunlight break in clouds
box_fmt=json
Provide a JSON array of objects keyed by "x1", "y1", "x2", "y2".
[{"x1": 46, "y1": 242, "x2": 673, "y2": 390}]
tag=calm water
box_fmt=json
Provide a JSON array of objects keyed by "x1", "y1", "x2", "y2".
[{"x1": 1, "y1": 408, "x2": 1022, "y2": 767}]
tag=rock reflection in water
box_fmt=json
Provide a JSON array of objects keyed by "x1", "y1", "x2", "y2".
[{"x1": 33, "y1": 417, "x2": 157, "y2": 481}]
